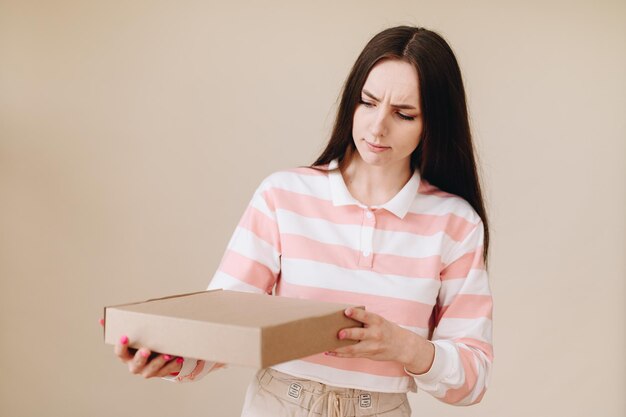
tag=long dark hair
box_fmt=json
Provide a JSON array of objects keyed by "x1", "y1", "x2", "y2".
[{"x1": 312, "y1": 26, "x2": 490, "y2": 265}]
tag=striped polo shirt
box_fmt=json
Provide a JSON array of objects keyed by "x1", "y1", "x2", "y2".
[{"x1": 192, "y1": 159, "x2": 493, "y2": 404}]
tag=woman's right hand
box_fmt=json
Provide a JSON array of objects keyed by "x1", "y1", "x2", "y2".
[{"x1": 114, "y1": 335, "x2": 184, "y2": 379}]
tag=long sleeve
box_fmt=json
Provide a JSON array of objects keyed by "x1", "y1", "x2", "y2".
[
  {"x1": 164, "y1": 178, "x2": 281, "y2": 383},
  {"x1": 208, "y1": 177, "x2": 282, "y2": 294},
  {"x1": 161, "y1": 360, "x2": 226, "y2": 383},
  {"x1": 406, "y1": 221, "x2": 493, "y2": 405}
]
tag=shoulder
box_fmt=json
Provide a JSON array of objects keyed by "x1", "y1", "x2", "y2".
[
  {"x1": 416, "y1": 180, "x2": 485, "y2": 264},
  {"x1": 416, "y1": 178, "x2": 482, "y2": 225},
  {"x1": 257, "y1": 164, "x2": 331, "y2": 190},
  {"x1": 251, "y1": 164, "x2": 332, "y2": 206}
]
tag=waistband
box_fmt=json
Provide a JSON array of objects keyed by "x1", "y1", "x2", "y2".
[{"x1": 257, "y1": 368, "x2": 408, "y2": 416}]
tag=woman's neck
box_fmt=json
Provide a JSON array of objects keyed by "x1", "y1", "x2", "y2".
[{"x1": 339, "y1": 150, "x2": 412, "y2": 207}]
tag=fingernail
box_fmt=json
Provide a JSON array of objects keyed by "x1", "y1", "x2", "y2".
[
  {"x1": 345, "y1": 308, "x2": 352, "y2": 317},
  {"x1": 324, "y1": 351, "x2": 329, "y2": 356},
  {"x1": 176, "y1": 357, "x2": 184, "y2": 364},
  {"x1": 169, "y1": 372, "x2": 180, "y2": 376},
  {"x1": 140, "y1": 349, "x2": 150, "y2": 358},
  {"x1": 119, "y1": 335, "x2": 128, "y2": 345},
  {"x1": 163, "y1": 354, "x2": 172, "y2": 361},
  {"x1": 99, "y1": 318, "x2": 105, "y2": 327},
  {"x1": 338, "y1": 331, "x2": 345, "y2": 340}
]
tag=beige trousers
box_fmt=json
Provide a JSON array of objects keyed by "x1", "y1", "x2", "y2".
[{"x1": 240, "y1": 368, "x2": 412, "y2": 417}]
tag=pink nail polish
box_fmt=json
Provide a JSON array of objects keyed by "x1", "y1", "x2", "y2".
[
  {"x1": 99, "y1": 318, "x2": 105, "y2": 327},
  {"x1": 140, "y1": 349, "x2": 150, "y2": 358},
  {"x1": 338, "y1": 331, "x2": 345, "y2": 340},
  {"x1": 176, "y1": 357, "x2": 184, "y2": 364},
  {"x1": 119, "y1": 335, "x2": 128, "y2": 345},
  {"x1": 345, "y1": 308, "x2": 352, "y2": 317},
  {"x1": 163, "y1": 355, "x2": 172, "y2": 361}
]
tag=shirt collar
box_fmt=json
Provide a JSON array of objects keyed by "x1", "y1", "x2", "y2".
[{"x1": 327, "y1": 159, "x2": 420, "y2": 219}]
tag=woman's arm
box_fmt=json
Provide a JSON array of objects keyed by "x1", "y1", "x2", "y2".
[
  {"x1": 163, "y1": 176, "x2": 283, "y2": 383},
  {"x1": 408, "y1": 221, "x2": 492, "y2": 405},
  {"x1": 331, "y1": 221, "x2": 493, "y2": 405}
]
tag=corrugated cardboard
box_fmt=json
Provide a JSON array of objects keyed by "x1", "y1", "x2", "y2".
[{"x1": 104, "y1": 289, "x2": 363, "y2": 368}]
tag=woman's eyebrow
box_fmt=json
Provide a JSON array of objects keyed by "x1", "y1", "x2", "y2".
[{"x1": 362, "y1": 89, "x2": 417, "y2": 110}]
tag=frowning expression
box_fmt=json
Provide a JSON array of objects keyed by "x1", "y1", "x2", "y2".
[{"x1": 352, "y1": 59, "x2": 423, "y2": 169}]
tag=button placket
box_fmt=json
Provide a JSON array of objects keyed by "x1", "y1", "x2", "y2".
[{"x1": 358, "y1": 210, "x2": 376, "y2": 268}]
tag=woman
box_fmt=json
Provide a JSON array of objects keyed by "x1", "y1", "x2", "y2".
[{"x1": 114, "y1": 25, "x2": 493, "y2": 416}]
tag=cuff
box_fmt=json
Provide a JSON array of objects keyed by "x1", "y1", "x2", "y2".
[
  {"x1": 404, "y1": 340, "x2": 456, "y2": 386},
  {"x1": 161, "y1": 357, "x2": 198, "y2": 383}
]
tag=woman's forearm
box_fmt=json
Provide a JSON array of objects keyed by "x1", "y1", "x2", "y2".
[{"x1": 399, "y1": 329, "x2": 435, "y2": 375}]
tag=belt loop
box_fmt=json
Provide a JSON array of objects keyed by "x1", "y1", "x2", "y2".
[
  {"x1": 374, "y1": 391, "x2": 381, "y2": 414},
  {"x1": 258, "y1": 368, "x2": 272, "y2": 386}
]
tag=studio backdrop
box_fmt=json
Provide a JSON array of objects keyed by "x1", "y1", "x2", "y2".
[{"x1": 0, "y1": 1, "x2": 624, "y2": 416}]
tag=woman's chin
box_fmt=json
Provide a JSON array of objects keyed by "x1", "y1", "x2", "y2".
[{"x1": 356, "y1": 151, "x2": 391, "y2": 166}]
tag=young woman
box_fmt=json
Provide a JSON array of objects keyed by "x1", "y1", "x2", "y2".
[{"x1": 114, "y1": 25, "x2": 493, "y2": 416}]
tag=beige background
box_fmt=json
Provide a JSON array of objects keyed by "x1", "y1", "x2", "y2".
[{"x1": 1, "y1": 1, "x2": 624, "y2": 416}]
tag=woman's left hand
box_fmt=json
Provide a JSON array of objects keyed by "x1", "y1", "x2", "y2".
[{"x1": 327, "y1": 307, "x2": 435, "y2": 374}]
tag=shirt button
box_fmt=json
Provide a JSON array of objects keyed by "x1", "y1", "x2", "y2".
[
  {"x1": 366, "y1": 211, "x2": 373, "y2": 219},
  {"x1": 363, "y1": 251, "x2": 370, "y2": 257}
]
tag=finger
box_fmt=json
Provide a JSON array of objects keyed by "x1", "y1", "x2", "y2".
[
  {"x1": 141, "y1": 354, "x2": 172, "y2": 379},
  {"x1": 128, "y1": 348, "x2": 151, "y2": 374},
  {"x1": 213, "y1": 362, "x2": 227, "y2": 370},
  {"x1": 155, "y1": 356, "x2": 184, "y2": 378},
  {"x1": 338, "y1": 327, "x2": 368, "y2": 342},
  {"x1": 345, "y1": 308, "x2": 379, "y2": 326},
  {"x1": 114, "y1": 335, "x2": 133, "y2": 362},
  {"x1": 329, "y1": 340, "x2": 378, "y2": 357}
]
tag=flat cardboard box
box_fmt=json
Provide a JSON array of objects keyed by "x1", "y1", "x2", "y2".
[{"x1": 104, "y1": 289, "x2": 363, "y2": 368}]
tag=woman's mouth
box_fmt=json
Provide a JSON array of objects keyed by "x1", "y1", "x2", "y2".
[{"x1": 365, "y1": 140, "x2": 390, "y2": 153}]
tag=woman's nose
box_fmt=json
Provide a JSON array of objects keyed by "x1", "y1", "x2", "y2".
[{"x1": 370, "y1": 108, "x2": 389, "y2": 138}]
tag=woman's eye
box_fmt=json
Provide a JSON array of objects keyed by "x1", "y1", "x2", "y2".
[
  {"x1": 359, "y1": 98, "x2": 415, "y2": 121},
  {"x1": 397, "y1": 112, "x2": 415, "y2": 121}
]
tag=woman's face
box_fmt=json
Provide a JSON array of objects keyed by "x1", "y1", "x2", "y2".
[{"x1": 351, "y1": 59, "x2": 423, "y2": 170}]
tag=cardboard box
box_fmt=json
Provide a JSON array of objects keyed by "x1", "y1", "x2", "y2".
[{"x1": 104, "y1": 289, "x2": 363, "y2": 368}]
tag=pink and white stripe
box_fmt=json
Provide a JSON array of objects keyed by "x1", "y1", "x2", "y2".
[{"x1": 174, "y1": 160, "x2": 493, "y2": 405}]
